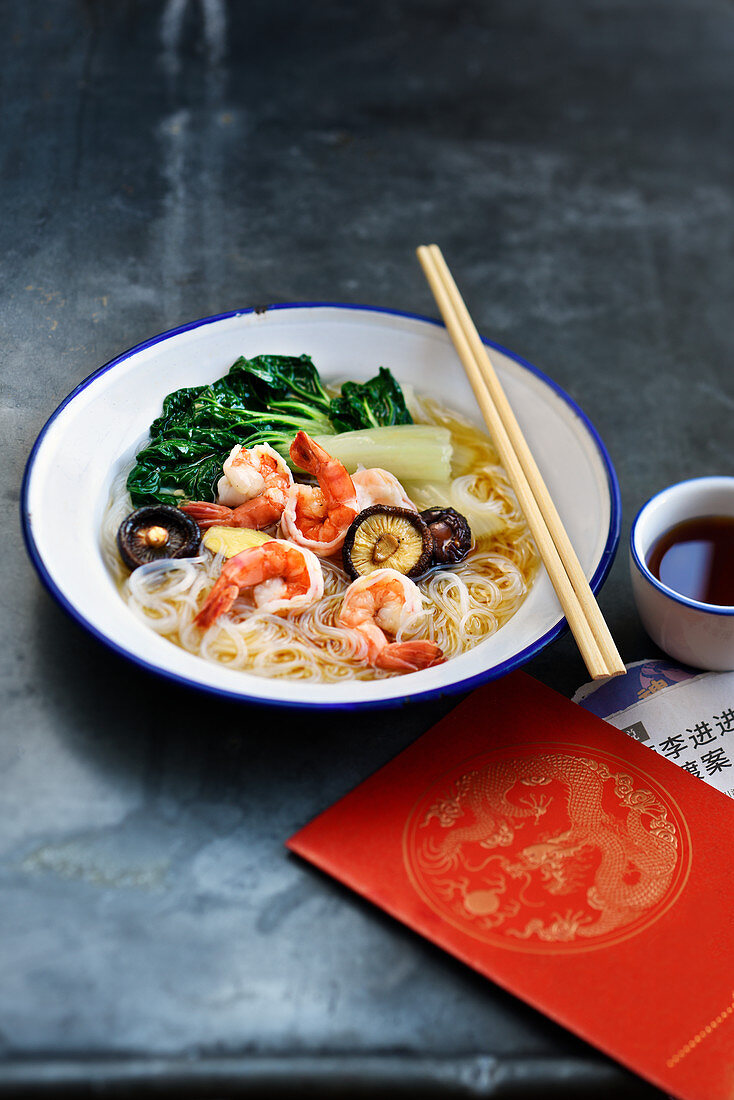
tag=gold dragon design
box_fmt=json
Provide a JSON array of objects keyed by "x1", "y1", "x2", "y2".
[{"x1": 413, "y1": 752, "x2": 680, "y2": 944}]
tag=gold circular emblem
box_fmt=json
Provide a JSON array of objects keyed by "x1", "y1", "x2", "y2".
[{"x1": 402, "y1": 743, "x2": 691, "y2": 953}]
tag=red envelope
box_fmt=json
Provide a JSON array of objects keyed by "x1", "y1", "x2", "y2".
[{"x1": 287, "y1": 672, "x2": 734, "y2": 1100}]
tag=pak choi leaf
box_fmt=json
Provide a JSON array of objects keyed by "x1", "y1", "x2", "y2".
[{"x1": 329, "y1": 367, "x2": 413, "y2": 432}]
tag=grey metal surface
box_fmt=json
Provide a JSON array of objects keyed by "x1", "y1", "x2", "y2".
[{"x1": 5, "y1": 0, "x2": 733, "y2": 1095}]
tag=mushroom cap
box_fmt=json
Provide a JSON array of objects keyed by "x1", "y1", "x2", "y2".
[
  {"x1": 342, "y1": 505, "x2": 433, "y2": 580},
  {"x1": 117, "y1": 505, "x2": 201, "y2": 571},
  {"x1": 420, "y1": 506, "x2": 473, "y2": 566}
]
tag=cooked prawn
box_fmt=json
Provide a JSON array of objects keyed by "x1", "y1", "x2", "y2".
[
  {"x1": 338, "y1": 568, "x2": 445, "y2": 672},
  {"x1": 194, "y1": 539, "x2": 324, "y2": 628},
  {"x1": 182, "y1": 443, "x2": 293, "y2": 530},
  {"x1": 280, "y1": 431, "x2": 359, "y2": 557},
  {"x1": 352, "y1": 467, "x2": 417, "y2": 512}
]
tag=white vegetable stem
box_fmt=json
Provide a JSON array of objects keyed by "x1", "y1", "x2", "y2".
[{"x1": 289, "y1": 425, "x2": 453, "y2": 482}]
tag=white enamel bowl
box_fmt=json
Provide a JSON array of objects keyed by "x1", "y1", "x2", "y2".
[{"x1": 22, "y1": 304, "x2": 621, "y2": 708}]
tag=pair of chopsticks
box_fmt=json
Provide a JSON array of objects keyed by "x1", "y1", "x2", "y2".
[{"x1": 417, "y1": 244, "x2": 625, "y2": 680}]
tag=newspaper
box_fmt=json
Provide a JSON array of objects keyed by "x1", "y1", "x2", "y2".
[{"x1": 574, "y1": 661, "x2": 734, "y2": 799}]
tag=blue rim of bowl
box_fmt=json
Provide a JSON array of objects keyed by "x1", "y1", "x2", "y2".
[
  {"x1": 21, "y1": 302, "x2": 622, "y2": 709},
  {"x1": 630, "y1": 476, "x2": 734, "y2": 617}
]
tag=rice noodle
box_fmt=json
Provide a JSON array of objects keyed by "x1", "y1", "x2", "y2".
[{"x1": 101, "y1": 395, "x2": 539, "y2": 681}]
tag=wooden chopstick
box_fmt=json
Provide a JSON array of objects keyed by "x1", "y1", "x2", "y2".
[
  {"x1": 425, "y1": 244, "x2": 626, "y2": 675},
  {"x1": 417, "y1": 244, "x2": 625, "y2": 680}
]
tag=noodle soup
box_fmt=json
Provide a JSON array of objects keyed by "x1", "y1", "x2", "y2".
[{"x1": 102, "y1": 391, "x2": 538, "y2": 683}]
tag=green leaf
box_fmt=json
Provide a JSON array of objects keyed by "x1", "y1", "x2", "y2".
[
  {"x1": 149, "y1": 386, "x2": 204, "y2": 438},
  {"x1": 329, "y1": 367, "x2": 413, "y2": 432},
  {"x1": 237, "y1": 354, "x2": 331, "y2": 414}
]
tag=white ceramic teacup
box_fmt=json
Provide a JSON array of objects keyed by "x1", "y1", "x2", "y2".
[{"x1": 629, "y1": 476, "x2": 734, "y2": 670}]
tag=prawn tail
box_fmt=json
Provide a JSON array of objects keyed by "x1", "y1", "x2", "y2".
[
  {"x1": 375, "y1": 640, "x2": 446, "y2": 672},
  {"x1": 181, "y1": 501, "x2": 236, "y2": 530},
  {"x1": 194, "y1": 580, "x2": 240, "y2": 628},
  {"x1": 289, "y1": 431, "x2": 327, "y2": 475}
]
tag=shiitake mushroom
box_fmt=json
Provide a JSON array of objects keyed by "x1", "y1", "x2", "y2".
[
  {"x1": 420, "y1": 507, "x2": 472, "y2": 566},
  {"x1": 342, "y1": 506, "x2": 433, "y2": 580},
  {"x1": 117, "y1": 505, "x2": 201, "y2": 570}
]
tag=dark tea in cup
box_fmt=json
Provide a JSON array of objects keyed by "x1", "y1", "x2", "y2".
[{"x1": 646, "y1": 515, "x2": 734, "y2": 607}]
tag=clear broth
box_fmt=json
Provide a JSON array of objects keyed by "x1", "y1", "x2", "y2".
[{"x1": 646, "y1": 515, "x2": 734, "y2": 606}]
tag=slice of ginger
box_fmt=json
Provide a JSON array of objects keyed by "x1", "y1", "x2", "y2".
[{"x1": 202, "y1": 525, "x2": 274, "y2": 559}]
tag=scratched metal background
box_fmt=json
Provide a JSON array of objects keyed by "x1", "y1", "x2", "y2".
[{"x1": 5, "y1": 0, "x2": 734, "y2": 1096}]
